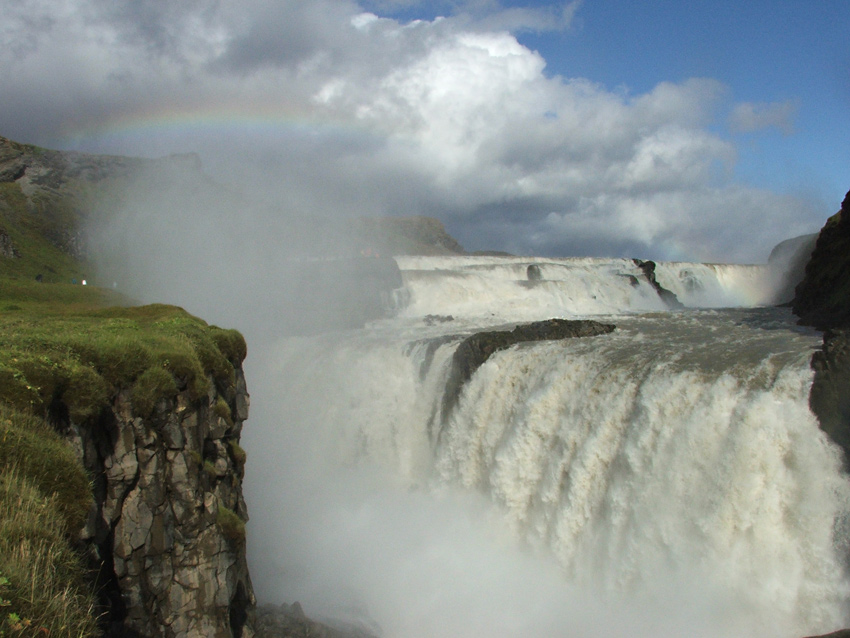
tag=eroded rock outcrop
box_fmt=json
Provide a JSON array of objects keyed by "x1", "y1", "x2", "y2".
[
  {"x1": 809, "y1": 329, "x2": 850, "y2": 462},
  {"x1": 66, "y1": 368, "x2": 255, "y2": 637},
  {"x1": 633, "y1": 258, "x2": 684, "y2": 309}
]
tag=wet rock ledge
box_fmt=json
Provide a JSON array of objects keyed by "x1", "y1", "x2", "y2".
[{"x1": 440, "y1": 318, "x2": 616, "y2": 430}]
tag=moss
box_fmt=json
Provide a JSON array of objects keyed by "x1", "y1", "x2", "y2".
[
  {"x1": 131, "y1": 366, "x2": 178, "y2": 418},
  {"x1": 63, "y1": 362, "x2": 111, "y2": 423},
  {"x1": 216, "y1": 506, "x2": 246, "y2": 545},
  {"x1": 214, "y1": 397, "x2": 234, "y2": 428},
  {"x1": 227, "y1": 440, "x2": 247, "y2": 478},
  {"x1": 210, "y1": 327, "x2": 247, "y2": 365},
  {"x1": 0, "y1": 281, "x2": 245, "y2": 426}
]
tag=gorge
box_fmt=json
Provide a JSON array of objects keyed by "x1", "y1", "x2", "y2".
[
  {"x1": 3, "y1": 133, "x2": 850, "y2": 638},
  {"x1": 244, "y1": 249, "x2": 850, "y2": 638}
]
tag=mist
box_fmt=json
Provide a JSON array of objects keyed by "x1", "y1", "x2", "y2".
[{"x1": 53, "y1": 2, "x2": 846, "y2": 635}]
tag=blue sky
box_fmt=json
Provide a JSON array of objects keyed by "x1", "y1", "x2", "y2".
[
  {"x1": 530, "y1": 1, "x2": 848, "y2": 201},
  {"x1": 377, "y1": 0, "x2": 849, "y2": 204},
  {"x1": 0, "y1": 0, "x2": 847, "y2": 262}
]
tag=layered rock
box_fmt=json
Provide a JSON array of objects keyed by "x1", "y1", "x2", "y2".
[
  {"x1": 66, "y1": 368, "x2": 255, "y2": 637},
  {"x1": 791, "y1": 191, "x2": 850, "y2": 638}
]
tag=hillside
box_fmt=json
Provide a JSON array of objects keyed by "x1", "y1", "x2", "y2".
[{"x1": 0, "y1": 136, "x2": 256, "y2": 636}]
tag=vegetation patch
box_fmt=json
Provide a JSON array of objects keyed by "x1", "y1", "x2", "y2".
[
  {"x1": 0, "y1": 414, "x2": 98, "y2": 637},
  {"x1": 0, "y1": 264, "x2": 247, "y2": 637},
  {"x1": 0, "y1": 405, "x2": 92, "y2": 533},
  {"x1": 0, "y1": 278, "x2": 246, "y2": 425},
  {"x1": 216, "y1": 506, "x2": 246, "y2": 545},
  {"x1": 228, "y1": 439, "x2": 247, "y2": 478}
]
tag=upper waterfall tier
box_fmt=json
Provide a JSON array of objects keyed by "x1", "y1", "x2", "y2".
[{"x1": 391, "y1": 256, "x2": 793, "y2": 323}]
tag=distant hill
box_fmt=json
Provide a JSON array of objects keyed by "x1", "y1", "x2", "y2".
[
  {"x1": 0, "y1": 134, "x2": 465, "y2": 283},
  {"x1": 0, "y1": 135, "x2": 200, "y2": 282},
  {"x1": 352, "y1": 215, "x2": 465, "y2": 256}
]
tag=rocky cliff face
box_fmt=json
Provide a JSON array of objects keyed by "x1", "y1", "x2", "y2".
[
  {"x1": 790, "y1": 190, "x2": 850, "y2": 467},
  {"x1": 66, "y1": 367, "x2": 255, "y2": 637},
  {"x1": 793, "y1": 190, "x2": 850, "y2": 329}
]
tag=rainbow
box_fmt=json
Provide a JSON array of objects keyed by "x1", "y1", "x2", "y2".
[{"x1": 56, "y1": 102, "x2": 373, "y2": 156}]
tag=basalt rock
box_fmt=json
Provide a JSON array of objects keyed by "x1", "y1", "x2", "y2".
[
  {"x1": 793, "y1": 190, "x2": 850, "y2": 329},
  {"x1": 439, "y1": 318, "x2": 616, "y2": 435},
  {"x1": 791, "y1": 190, "x2": 850, "y2": 463},
  {"x1": 792, "y1": 193, "x2": 850, "y2": 637},
  {"x1": 808, "y1": 329, "x2": 850, "y2": 464},
  {"x1": 633, "y1": 259, "x2": 684, "y2": 309},
  {"x1": 66, "y1": 368, "x2": 255, "y2": 637}
]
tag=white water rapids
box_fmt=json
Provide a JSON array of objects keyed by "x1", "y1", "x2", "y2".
[{"x1": 244, "y1": 256, "x2": 850, "y2": 638}]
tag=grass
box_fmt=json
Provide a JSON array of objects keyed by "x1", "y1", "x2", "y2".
[
  {"x1": 0, "y1": 140, "x2": 249, "y2": 635},
  {"x1": 216, "y1": 506, "x2": 246, "y2": 545},
  {"x1": 0, "y1": 182, "x2": 89, "y2": 284},
  {"x1": 0, "y1": 413, "x2": 99, "y2": 637},
  {"x1": 0, "y1": 277, "x2": 248, "y2": 635},
  {"x1": 0, "y1": 279, "x2": 246, "y2": 422}
]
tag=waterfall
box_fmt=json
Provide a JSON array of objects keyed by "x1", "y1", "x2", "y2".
[{"x1": 243, "y1": 256, "x2": 850, "y2": 638}]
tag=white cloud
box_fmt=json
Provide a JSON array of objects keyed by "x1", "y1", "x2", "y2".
[
  {"x1": 729, "y1": 100, "x2": 799, "y2": 135},
  {"x1": 0, "y1": 0, "x2": 821, "y2": 262}
]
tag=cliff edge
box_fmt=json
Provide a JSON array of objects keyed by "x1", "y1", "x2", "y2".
[
  {"x1": 0, "y1": 288, "x2": 256, "y2": 637},
  {"x1": 789, "y1": 190, "x2": 850, "y2": 467},
  {"x1": 792, "y1": 190, "x2": 850, "y2": 329}
]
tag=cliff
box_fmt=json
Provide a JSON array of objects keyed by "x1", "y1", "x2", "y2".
[
  {"x1": 437, "y1": 319, "x2": 616, "y2": 439},
  {"x1": 0, "y1": 133, "x2": 405, "y2": 636},
  {"x1": 792, "y1": 190, "x2": 850, "y2": 329},
  {"x1": 70, "y1": 347, "x2": 255, "y2": 637},
  {"x1": 788, "y1": 190, "x2": 850, "y2": 468},
  {"x1": 351, "y1": 215, "x2": 465, "y2": 256},
  {"x1": 0, "y1": 285, "x2": 255, "y2": 637}
]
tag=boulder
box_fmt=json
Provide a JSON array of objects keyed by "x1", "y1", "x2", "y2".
[{"x1": 633, "y1": 259, "x2": 684, "y2": 309}]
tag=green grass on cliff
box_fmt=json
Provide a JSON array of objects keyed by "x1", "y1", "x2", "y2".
[
  {"x1": 0, "y1": 273, "x2": 246, "y2": 636},
  {"x1": 0, "y1": 182, "x2": 89, "y2": 283},
  {"x1": 0, "y1": 278, "x2": 246, "y2": 422},
  {"x1": 0, "y1": 406, "x2": 99, "y2": 637}
]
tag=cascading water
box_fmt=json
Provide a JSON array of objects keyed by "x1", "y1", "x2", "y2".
[{"x1": 243, "y1": 256, "x2": 850, "y2": 638}]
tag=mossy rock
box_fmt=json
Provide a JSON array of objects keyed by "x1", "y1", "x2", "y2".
[
  {"x1": 131, "y1": 365, "x2": 179, "y2": 418},
  {"x1": 216, "y1": 506, "x2": 246, "y2": 545}
]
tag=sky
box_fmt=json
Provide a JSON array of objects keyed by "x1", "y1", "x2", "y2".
[{"x1": 1, "y1": 0, "x2": 848, "y2": 262}]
